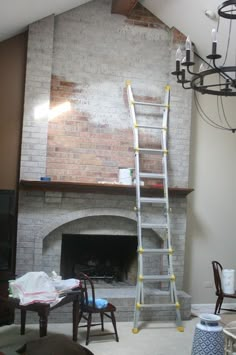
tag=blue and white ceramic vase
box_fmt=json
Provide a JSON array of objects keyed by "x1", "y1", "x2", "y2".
[{"x1": 191, "y1": 313, "x2": 224, "y2": 355}]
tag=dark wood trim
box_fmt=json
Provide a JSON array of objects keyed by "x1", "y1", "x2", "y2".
[
  {"x1": 111, "y1": 0, "x2": 138, "y2": 16},
  {"x1": 19, "y1": 180, "x2": 193, "y2": 198}
]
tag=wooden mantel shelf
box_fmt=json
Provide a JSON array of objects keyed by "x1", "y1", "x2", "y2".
[{"x1": 19, "y1": 180, "x2": 193, "y2": 198}]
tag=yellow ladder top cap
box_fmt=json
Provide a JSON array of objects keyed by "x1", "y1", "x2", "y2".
[{"x1": 126, "y1": 80, "x2": 132, "y2": 86}]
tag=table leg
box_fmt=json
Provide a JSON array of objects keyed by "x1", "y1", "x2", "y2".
[
  {"x1": 72, "y1": 297, "x2": 79, "y2": 342},
  {"x1": 38, "y1": 308, "x2": 49, "y2": 337},
  {"x1": 20, "y1": 309, "x2": 26, "y2": 335}
]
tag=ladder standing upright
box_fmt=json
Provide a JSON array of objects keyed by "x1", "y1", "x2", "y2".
[{"x1": 126, "y1": 80, "x2": 183, "y2": 333}]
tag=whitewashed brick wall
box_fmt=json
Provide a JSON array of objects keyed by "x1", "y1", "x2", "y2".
[
  {"x1": 19, "y1": 0, "x2": 192, "y2": 187},
  {"x1": 20, "y1": 15, "x2": 54, "y2": 180}
]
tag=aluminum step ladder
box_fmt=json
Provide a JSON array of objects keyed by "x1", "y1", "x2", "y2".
[{"x1": 126, "y1": 80, "x2": 184, "y2": 333}]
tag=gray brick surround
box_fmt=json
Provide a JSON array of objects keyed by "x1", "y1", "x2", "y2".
[{"x1": 15, "y1": 190, "x2": 191, "y2": 322}]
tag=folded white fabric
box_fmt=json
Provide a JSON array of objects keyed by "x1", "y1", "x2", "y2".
[
  {"x1": 10, "y1": 272, "x2": 58, "y2": 306},
  {"x1": 10, "y1": 272, "x2": 80, "y2": 306},
  {"x1": 52, "y1": 278, "x2": 80, "y2": 293}
]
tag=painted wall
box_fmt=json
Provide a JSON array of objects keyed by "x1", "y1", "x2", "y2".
[
  {"x1": 0, "y1": 32, "x2": 27, "y2": 189},
  {"x1": 184, "y1": 90, "x2": 236, "y2": 304}
]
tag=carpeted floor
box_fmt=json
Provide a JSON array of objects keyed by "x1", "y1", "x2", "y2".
[
  {"x1": 220, "y1": 313, "x2": 236, "y2": 326},
  {"x1": 0, "y1": 319, "x2": 199, "y2": 355},
  {"x1": 1, "y1": 314, "x2": 235, "y2": 355}
]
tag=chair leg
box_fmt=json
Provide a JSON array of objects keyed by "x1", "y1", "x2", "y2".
[
  {"x1": 78, "y1": 311, "x2": 83, "y2": 325},
  {"x1": 100, "y1": 313, "x2": 104, "y2": 331},
  {"x1": 20, "y1": 309, "x2": 26, "y2": 335},
  {"x1": 218, "y1": 297, "x2": 224, "y2": 313},
  {"x1": 214, "y1": 298, "x2": 220, "y2": 314},
  {"x1": 110, "y1": 312, "x2": 119, "y2": 342},
  {"x1": 86, "y1": 313, "x2": 92, "y2": 346},
  {"x1": 214, "y1": 296, "x2": 223, "y2": 314}
]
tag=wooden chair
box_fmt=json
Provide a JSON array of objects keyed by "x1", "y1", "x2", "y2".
[
  {"x1": 212, "y1": 260, "x2": 236, "y2": 314},
  {"x1": 77, "y1": 272, "x2": 119, "y2": 345}
]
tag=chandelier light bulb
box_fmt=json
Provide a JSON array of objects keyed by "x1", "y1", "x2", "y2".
[
  {"x1": 176, "y1": 48, "x2": 182, "y2": 62},
  {"x1": 205, "y1": 10, "x2": 218, "y2": 21},
  {"x1": 185, "y1": 36, "x2": 192, "y2": 51},
  {"x1": 211, "y1": 28, "x2": 217, "y2": 43},
  {"x1": 199, "y1": 63, "x2": 206, "y2": 72}
]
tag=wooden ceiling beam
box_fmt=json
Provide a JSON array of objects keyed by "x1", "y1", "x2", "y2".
[{"x1": 111, "y1": 0, "x2": 138, "y2": 16}]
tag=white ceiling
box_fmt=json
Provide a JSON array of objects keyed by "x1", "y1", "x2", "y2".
[
  {"x1": 0, "y1": 0, "x2": 91, "y2": 42},
  {"x1": 0, "y1": 0, "x2": 235, "y2": 64}
]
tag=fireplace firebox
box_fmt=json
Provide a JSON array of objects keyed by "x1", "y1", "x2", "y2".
[{"x1": 60, "y1": 234, "x2": 137, "y2": 284}]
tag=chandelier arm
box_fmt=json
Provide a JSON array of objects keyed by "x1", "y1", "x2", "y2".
[
  {"x1": 195, "y1": 82, "x2": 232, "y2": 89},
  {"x1": 194, "y1": 51, "x2": 230, "y2": 82},
  {"x1": 182, "y1": 83, "x2": 192, "y2": 89},
  {"x1": 186, "y1": 66, "x2": 196, "y2": 75},
  {"x1": 212, "y1": 59, "x2": 235, "y2": 82}
]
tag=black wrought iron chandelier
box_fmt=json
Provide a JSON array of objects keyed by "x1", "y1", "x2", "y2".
[
  {"x1": 172, "y1": 0, "x2": 236, "y2": 96},
  {"x1": 171, "y1": 1, "x2": 236, "y2": 132}
]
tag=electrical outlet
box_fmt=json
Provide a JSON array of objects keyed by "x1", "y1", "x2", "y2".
[{"x1": 203, "y1": 281, "x2": 213, "y2": 288}]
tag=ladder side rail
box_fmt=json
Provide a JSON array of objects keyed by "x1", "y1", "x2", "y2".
[
  {"x1": 162, "y1": 87, "x2": 171, "y2": 249},
  {"x1": 127, "y1": 81, "x2": 144, "y2": 332},
  {"x1": 162, "y1": 87, "x2": 181, "y2": 311},
  {"x1": 161, "y1": 86, "x2": 175, "y2": 302},
  {"x1": 127, "y1": 83, "x2": 143, "y2": 251}
]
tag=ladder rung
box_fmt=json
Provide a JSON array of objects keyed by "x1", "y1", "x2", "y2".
[
  {"x1": 141, "y1": 223, "x2": 167, "y2": 229},
  {"x1": 133, "y1": 100, "x2": 167, "y2": 108},
  {"x1": 140, "y1": 197, "x2": 166, "y2": 204},
  {"x1": 138, "y1": 303, "x2": 176, "y2": 309},
  {"x1": 140, "y1": 172, "x2": 165, "y2": 179},
  {"x1": 139, "y1": 248, "x2": 171, "y2": 254},
  {"x1": 136, "y1": 124, "x2": 164, "y2": 130},
  {"x1": 138, "y1": 148, "x2": 166, "y2": 155},
  {"x1": 142, "y1": 275, "x2": 172, "y2": 281}
]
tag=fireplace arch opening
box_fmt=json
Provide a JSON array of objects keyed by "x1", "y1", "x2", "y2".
[
  {"x1": 60, "y1": 234, "x2": 138, "y2": 284},
  {"x1": 42, "y1": 214, "x2": 163, "y2": 286}
]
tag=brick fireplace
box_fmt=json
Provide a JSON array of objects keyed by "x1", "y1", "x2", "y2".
[{"x1": 16, "y1": 0, "x2": 192, "y2": 322}]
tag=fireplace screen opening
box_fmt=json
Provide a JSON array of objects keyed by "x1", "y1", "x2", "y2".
[{"x1": 60, "y1": 234, "x2": 138, "y2": 285}]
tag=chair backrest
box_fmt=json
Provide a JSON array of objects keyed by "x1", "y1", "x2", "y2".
[
  {"x1": 212, "y1": 260, "x2": 223, "y2": 295},
  {"x1": 77, "y1": 272, "x2": 96, "y2": 308}
]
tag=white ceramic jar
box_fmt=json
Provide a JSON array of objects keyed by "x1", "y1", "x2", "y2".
[{"x1": 191, "y1": 313, "x2": 224, "y2": 355}]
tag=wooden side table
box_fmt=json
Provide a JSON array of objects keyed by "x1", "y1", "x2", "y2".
[{"x1": 0, "y1": 290, "x2": 81, "y2": 341}]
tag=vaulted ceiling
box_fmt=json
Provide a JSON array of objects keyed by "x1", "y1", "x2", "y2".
[
  {"x1": 142, "y1": 0, "x2": 236, "y2": 62},
  {"x1": 0, "y1": 0, "x2": 235, "y2": 63}
]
